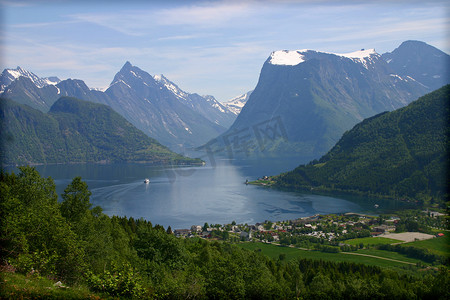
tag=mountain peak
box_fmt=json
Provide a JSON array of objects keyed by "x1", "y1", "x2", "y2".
[
  {"x1": 120, "y1": 61, "x2": 133, "y2": 72},
  {"x1": 109, "y1": 61, "x2": 158, "y2": 89},
  {"x1": 382, "y1": 40, "x2": 450, "y2": 90},
  {"x1": 398, "y1": 40, "x2": 429, "y2": 48}
]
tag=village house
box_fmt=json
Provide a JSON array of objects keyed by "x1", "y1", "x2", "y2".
[
  {"x1": 240, "y1": 231, "x2": 251, "y2": 241},
  {"x1": 373, "y1": 224, "x2": 395, "y2": 233},
  {"x1": 174, "y1": 229, "x2": 191, "y2": 237},
  {"x1": 191, "y1": 225, "x2": 202, "y2": 233}
]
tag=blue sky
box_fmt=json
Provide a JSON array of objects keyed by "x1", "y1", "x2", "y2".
[{"x1": 1, "y1": 0, "x2": 448, "y2": 101}]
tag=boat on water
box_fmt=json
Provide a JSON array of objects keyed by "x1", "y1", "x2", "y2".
[{"x1": 144, "y1": 178, "x2": 150, "y2": 184}]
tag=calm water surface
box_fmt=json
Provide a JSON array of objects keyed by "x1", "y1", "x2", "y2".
[{"x1": 17, "y1": 156, "x2": 402, "y2": 229}]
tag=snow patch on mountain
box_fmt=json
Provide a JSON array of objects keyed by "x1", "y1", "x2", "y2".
[
  {"x1": 212, "y1": 102, "x2": 226, "y2": 113},
  {"x1": 110, "y1": 79, "x2": 132, "y2": 89},
  {"x1": 335, "y1": 49, "x2": 377, "y2": 59},
  {"x1": 268, "y1": 48, "x2": 379, "y2": 69},
  {"x1": 223, "y1": 90, "x2": 252, "y2": 115},
  {"x1": 269, "y1": 50, "x2": 306, "y2": 66},
  {"x1": 334, "y1": 49, "x2": 379, "y2": 69},
  {"x1": 154, "y1": 74, "x2": 189, "y2": 101}
]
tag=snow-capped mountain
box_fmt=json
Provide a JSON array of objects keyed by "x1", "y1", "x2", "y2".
[
  {"x1": 0, "y1": 66, "x2": 60, "y2": 93},
  {"x1": 268, "y1": 48, "x2": 379, "y2": 68},
  {"x1": 1, "y1": 74, "x2": 110, "y2": 112},
  {"x1": 205, "y1": 41, "x2": 448, "y2": 160},
  {"x1": 0, "y1": 63, "x2": 235, "y2": 150},
  {"x1": 223, "y1": 91, "x2": 252, "y2": 115},
  {"x1": 102, "y1": 62, "x2": 233, "y2": 149}
]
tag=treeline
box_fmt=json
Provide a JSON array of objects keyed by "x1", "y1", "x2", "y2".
[
  {"x1": 1, "y1": 167, "x2": 449, "y2": 299},
  {"x1": 379, "y1": 244, "x2": 448, "y2": 265},
  {"x1": 276, "y1": 85, "x2": 449, "y2": 206}
]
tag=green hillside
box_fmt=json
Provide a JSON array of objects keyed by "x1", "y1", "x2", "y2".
[
  {"x1": 0, "y1": 97, "x2": 202, "y2": 166},
  {"x1": 275, "y1": 85, "x2": 449, "y2": 204}
]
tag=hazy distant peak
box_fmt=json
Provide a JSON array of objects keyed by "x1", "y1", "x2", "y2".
[
  {"x1": 223, "y1": 90, "x2": 252, "y2": 115},
  {"x1": 122, "y1": 61, "x2": 133, "y2": 69},
  {"x1": 0, "y1": 66, "x2": 60, "y2": 92}
]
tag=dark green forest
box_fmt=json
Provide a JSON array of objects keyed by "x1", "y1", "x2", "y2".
[
  {"x1": 1, "y1": 167, "x2": 449, "y2": 299},
  {"x1": 0, "y1": 97, "x2": 202, "y2": 166},
  {"x1": 276, "y1": 85, "x2": 449, "y2": 205}
]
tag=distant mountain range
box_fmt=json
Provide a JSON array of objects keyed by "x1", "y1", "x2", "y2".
[
  {"x1": 222, "y1": 91, "x2": 252, "y2": 115},
  {"x1": 0, "y1": 96, "x2": 203, "y2": 166},
  {"x1": 273, "y1": 85, "x2": 449, "y2": 202},
  {"x1": 0, "y1": 63, "x2": 236, "y2": 151},
  {"x1": 1, "y1": 40, "x2": 448, "y2": 161},
  {"x1": 205, "y1": 40, "x2": 449, "y2": 160}
]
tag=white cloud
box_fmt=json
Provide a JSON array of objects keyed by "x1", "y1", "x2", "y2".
[
  {"x1": 154, "y1": 1, "x2": 252, "y2": 27},
  {"x1": 158, "y1": 35, "x2": 202, "y2": 41}
]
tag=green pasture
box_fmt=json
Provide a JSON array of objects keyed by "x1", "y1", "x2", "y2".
[
  {"x1": 356, "y1": 249, "x2": 428, "y2": 265},
  {"x1": 236, "y1": 242, "x2": 420, "y2": 270},
  {"x1": 404, "y1": 234, "x2": 449, "y2": 257},
  {"x1": 344, "y1": 236, "x2": 402, "y2": 246}
]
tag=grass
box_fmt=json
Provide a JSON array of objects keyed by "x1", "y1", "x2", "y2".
[
  {"x1": 236, "y1": 242, "x2": 420, "y2": 270},
  {"x1": 344, "y1": 236, "x2": 402, "y2": 247},
  {"x1": 403, "y1": 234, "x2": 449, "y2": 257},
  {"x1": 0, "y1": 271, "x2": 102, "y2": 300},
  {"x1": 249, "y1": 179, "x2": 275, "y2": 186},
  {"x1": 355, "y1": 249, "x2": 429, "y2": 265}
]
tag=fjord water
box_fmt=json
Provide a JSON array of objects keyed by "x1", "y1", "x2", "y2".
[{"x1": 27, "y1": 156, "x2": 400, "y2": 229}]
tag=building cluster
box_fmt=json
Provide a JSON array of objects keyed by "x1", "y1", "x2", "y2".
[
  {"x1": 171, "y1": 209, "x2": 448, "y2": 247},
  {"x1": 172, "y1": 213, "x2": 408, "y2": 243}
]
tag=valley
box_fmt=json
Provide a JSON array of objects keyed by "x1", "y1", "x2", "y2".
[{"x1": 1, "y1": 39, "x2": 449, "y2": 299}]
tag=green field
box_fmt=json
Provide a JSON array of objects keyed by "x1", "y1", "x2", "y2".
[
  {"x1": 344, "y1": 236, "x2": 402, "y2": 246},
  {"x1": 404, "y1": 234, "x2": 449, "y2": 257},
  {"x1": 356, "y1": 249, "x2": 429, "y2": 265},
  {"x1": 236, "y1": 242, "x2": 421, "y2": 270}
]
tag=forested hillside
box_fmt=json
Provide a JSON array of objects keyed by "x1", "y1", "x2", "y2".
[
  {"x1": 276, "y1": 85, "x2": 449, "y2": 204},
  {"x1": 0, "y1": 97, "x2": 202, "y2": 165},
  {"x1": 1, "y1": 167, "x2": 448, "y2": 299}
]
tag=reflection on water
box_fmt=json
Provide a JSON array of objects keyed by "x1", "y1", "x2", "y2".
[{"x1": 6, "y1": 156, "x2": 406, "y2": 229}]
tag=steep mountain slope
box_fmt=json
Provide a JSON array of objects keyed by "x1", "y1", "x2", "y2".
[
  {"x1": 382, "y1": 40, "x2": 450, "y2": 91},
  {"x1": 103, "y1": 62, "x2": 230, "y2": 149},
  {"x1": 154, "y1": 74, "x2": 235, "y2": 128},
  {"x1": 275, "y1": 85, "x2": 449, "y2": 201},
  {"x1": 223, "y1": 91, "x2": 252, "y2": 115},
  {"x1": 208, "y1": 41, "x2": 447, "y2": 159},
  {"x1": 1, "y1": 77, "x2": 61, "y2": 111},
  {"x1": 0, "y1": 97, "x2": 202, "y2": 166}
]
